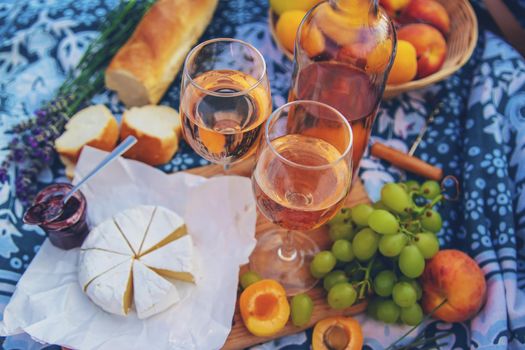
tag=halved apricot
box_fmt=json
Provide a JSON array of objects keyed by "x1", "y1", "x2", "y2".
[
  {"x1": 312, "y1": 316, "x2": 363, "y2": 350},
  {"x1": 239, "y1": 279, "x2": 290, "y2": 337}
]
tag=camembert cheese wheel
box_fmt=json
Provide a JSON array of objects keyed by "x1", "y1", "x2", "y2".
[{"x1": 78, "y1": 205, "x2": 194, "y2": 319}]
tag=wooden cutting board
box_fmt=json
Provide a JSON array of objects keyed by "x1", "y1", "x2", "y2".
[{"x1": 185, "y1": 160, "x2": 371, "y2": 350}]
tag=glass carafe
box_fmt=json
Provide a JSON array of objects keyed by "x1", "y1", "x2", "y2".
[{"x1": 289, "y1": 0, "x2": 396, "y2": 176}]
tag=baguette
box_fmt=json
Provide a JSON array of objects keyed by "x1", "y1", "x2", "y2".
[
  {"x1": 55, "y1": 105, "x2": 119, "y2": 163},
  {"x1": 121, "y1": 105, "x2": 181, "y2": 165},
  {"x1": 105, "y1": 0, "x2": 219, "y2": 107}
]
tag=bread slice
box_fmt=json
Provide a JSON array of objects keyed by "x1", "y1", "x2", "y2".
[
  {"x1": 105, "y1": 0, "x2": 219, "y2": 107},
  {"x1": 120, "y1": 105, "x2": 180, "y2": 165},
  {"x1": 55, "y1": 105, "x2": 119, "y2": 163}
]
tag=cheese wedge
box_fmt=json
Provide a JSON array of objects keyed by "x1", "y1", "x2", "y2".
[
  {"x1": 133, "y1": 260, "x2": 180, "y2": 319},
  {"x1": 81, "y1": 220, "x2": 133, "y2": 256},
  {"x1": 85, "y1": 258, "x2": 134, "y2": 316},
  {"x1": 141, "y1": 235, "x2": 194, "y2": 283},
  {"x1": 78, "y1": 249, "x2": 130, "y2": 292},
  {"x1": 140, "y1": 206, "x2": 187, "y2": 256},
  {"x1": 113, "y1": 205, "x2": 156, "y2": 256}
]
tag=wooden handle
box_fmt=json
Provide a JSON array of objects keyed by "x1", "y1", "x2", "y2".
[
  {"x1": 483, "y1": 0, "x2": 525, "y2": 58},
  {"x1": 371, "y1": 143, "x2": 443, "y2": 181}
]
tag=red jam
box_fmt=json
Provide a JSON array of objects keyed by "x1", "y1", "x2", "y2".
[{"x1": 24, "y1": 183, "x2": 89, "y2": 250}]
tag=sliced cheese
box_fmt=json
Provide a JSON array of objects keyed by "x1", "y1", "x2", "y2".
[
  {"x1": 140, "y1": 206, "x2": 187, "y2": 256},
  {"x1": 78, "y1": 249, "x2": 130, "y2": 291},
  {"x1": 113, "y1": 205, "x2": 155, "y2": 256},
  {"x1": 133, "y1": 260, "x2": 180, "y2": 319},
  {"x1": 141, "y1": 235, "x2": 194, "y2": 283},
  {"x1": 81, "y1": 219, "x2": 133, "y2": 256},
  {"x1": 85, "y1": 258, "x2": 134, "y2": 316}
]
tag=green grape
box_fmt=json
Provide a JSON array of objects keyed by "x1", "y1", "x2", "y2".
[
  {"x1": 327, "y1": 282, "x2": 357, "y2": 310},
  {"x1": 352, "y1": 228, "x2": 380, "y2": 261},
  {"x1": 392, "y1": 282, "x2": 417, "y2": 307},
  {"x1": 398, "y1": 276, "x2": 423, "y2": 300},
  {"x1": 311, "y1": 251, "x2": 337, "y2": 275},
  {"x1": 401, "y1": 303, "x2": 424, "y2": 326},
  {"x1": 373, "y1": 270, "x2": 397, "y2": 297},
  {"x1": 421, "y1": 209, "x2": 443, "y2": 233},
  {"x1": 310, "y1": 263, "x2": 327, "y2": 278},
  {"x1": 377, "y1": 299, "x2": 400, "y2": 323},
  {"x1": 379, "y1": 233, "x2": 408, "y2": 257},
  {"x1": 373, "y1": 201, "x2": 389, "y2": 210},
  {"x1": 331, "y1": 240, "x2": 355, "y2": 262},
  {"x1": 381, "y1": 183, "x2": 413, "y2": 215},
  {"x1": 239, "y1": 271, "x2": 262, "y2": 289},
  {"x1": 405, "y1": 180, "x2": 420, "y2": 192},
  {"x1": 323, "y1": 270, "x2": 348, "y2": 291},
  {"x1": 414, "y1": 232, "x2": 440, "y2": 259},
  {"x1": 291, "y1": 293, "x2": 314, "y2": 327},
  {"x1": 351, "y1": 204, "x2": 374, "y2": 227},
  {"x1": 344, "y1": 261, "x2": 365, "y2": 280},
  {"x1": 367, "y1": 297, "x2": 382, "y2": 319},
  {"x1": 329, "y1": 207, "x2": 352, "y2": 226},
  {"x1": 421, "y1": 180, "x2": 441, "y2": 200},
  {"x1": 399, "y1": 245, "x2": 425, "y2": 278},
  {"x1": 329, "y1": 223, "x2": 355, "y2": 241},
  {"x1": 368, "y1": 209, "x2": 399, "y2": 235}
]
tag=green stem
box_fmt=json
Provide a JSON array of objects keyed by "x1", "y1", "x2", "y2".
[{"x1": 358, "y1": 257, "x2": 375, "y2": 299}]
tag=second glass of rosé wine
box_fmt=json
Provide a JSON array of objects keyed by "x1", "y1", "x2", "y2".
[{"x1": 250, "y1": 100, "x2": 353, "y2": 295}]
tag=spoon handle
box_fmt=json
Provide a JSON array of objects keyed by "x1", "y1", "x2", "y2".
[{"x1": 62, "y1": 136, "x2": 137, "y2": 204}]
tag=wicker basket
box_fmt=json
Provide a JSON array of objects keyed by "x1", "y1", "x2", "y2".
[{"x1": 268, "y1": 0, "x2": 478, "y2": 98}]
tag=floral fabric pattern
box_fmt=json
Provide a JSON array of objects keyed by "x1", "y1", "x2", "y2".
[{"x1": 1, "y1": 0, "x2": 525, "y2": 349}]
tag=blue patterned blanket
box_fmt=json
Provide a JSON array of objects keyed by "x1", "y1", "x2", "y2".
[{"x1": 1, "y1": 0, "x2": 525, "y2": 349}]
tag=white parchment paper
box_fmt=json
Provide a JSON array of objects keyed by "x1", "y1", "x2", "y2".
[{"x1": 0, "y1": 147, "x2": 257, "y2": 350}]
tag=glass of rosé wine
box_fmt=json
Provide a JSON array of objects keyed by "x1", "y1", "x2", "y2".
[
  {"x1": 250, "y1": 100, "x2": 353, "y2": 295},
  {"x1": 180, "y1": 38, "x2": 272, "y2": 172}
]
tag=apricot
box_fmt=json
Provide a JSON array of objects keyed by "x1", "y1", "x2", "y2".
[
  {"x1": 421, "y1": 249, "x2": 487, "y2": 323},
  {"x1": 386, "y1": 40, "x2": 417, "y2": 85},
  {"x1": 312, "y1": 316, "x2": 363, "y2": 350},
  {"x1": 239, "y1": 279, "x2": 290, "y2": 337},
  {"x1": 398, "y1": 23, "x2": 447, "y2": 78},
  {"x1": 276, "y1": 10, "x2": 307, "y2": 53},
  {"x1": 401, "y1": 0, "x2": 450, "y2": 35}
]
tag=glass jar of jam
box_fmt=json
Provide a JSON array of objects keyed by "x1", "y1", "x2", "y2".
[{"x1": 23, "y1": 183, "x2": 89, "y2": 250}]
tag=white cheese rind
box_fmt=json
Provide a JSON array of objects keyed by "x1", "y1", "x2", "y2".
[
  {"x1": 140, "y1": 235, "x2": 194, "y2": 276},
  {"x1": 81, "y1": 219, "x2": 133, "y2": 256},
  {"x1": 78, "y1": 249, "x2": 130, "y2": 291},
  {"x1": 85, "y1": 258, "x2": 134, "y2": 316},
  {"x1": 140, "y1": 206, "x2": 186, "y2": 255},
  {"x1": 113, "y1": 205, "x2": 155, "y2": 255},
  {"x1": 133, "y1": 260, "x2": 180, "y2": 319}
]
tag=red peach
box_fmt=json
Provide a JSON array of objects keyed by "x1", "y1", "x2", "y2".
[
  {"x1": 397, "y1": 23, "x2": 447, "y2": 78},
  {"x1": 400, "y1": 0, "x2": 450, "y2": 35},
  {"x1": 421, "y1": 249, "x2": 487, "y2": 323}
]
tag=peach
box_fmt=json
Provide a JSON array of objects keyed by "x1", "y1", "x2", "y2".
[
  {"x1": 380, "y1": 0, "x2": 411, "y2": 17},
  {"x1": 400, "y1": 0, "x2": 450, "y2": 35},
  {"x1": 397, "y1": 23, "x2": 447, "y2": 78},
  {"x1": 276, "y1": 10, "x2": 307, "y2": 53},
  {"x1": 421, "y1": 249, "x2": 486, "y2": 323}
]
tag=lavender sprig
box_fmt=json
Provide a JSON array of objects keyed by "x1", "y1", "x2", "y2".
[{"x1": 0, "y1": 0, "x2": 156, "y2": 203}]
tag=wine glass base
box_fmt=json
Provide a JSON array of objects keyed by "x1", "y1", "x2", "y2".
[{"x1": 249, "y1": 229, "x2": 320, "y2": 296}]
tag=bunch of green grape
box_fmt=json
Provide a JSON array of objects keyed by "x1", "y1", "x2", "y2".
[{"x1": 310, "y1": 180, "x2": 444, "y2": 326}]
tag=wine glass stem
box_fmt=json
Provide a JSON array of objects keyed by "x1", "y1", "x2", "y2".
[
  {"x1": 278, "y1": 230, "x2": 298, "y2": 262},
  {"x1": 223, "y1": 163, "x2": 231, "y2": 174}
]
